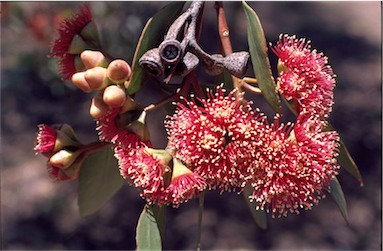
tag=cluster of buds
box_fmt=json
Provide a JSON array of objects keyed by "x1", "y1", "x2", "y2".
[{"x1": 34, "y1": 124, "x2": 84, "y2": 182}]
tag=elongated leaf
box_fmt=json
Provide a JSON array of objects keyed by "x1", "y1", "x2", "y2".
[
  {"x1": 128, "y1": 2, "x2": 185, "y2": 95},
  {"x1": 324, "y1": 124, "x2": 364, "y2": 186},
  {"x1": 329, "y1": 177, "x2": 349, "y2": 224},
  {"x1": 78, "y1": 146, "x2": 125, "y2": 217},
  {"x1": 242, "y1": 185, "x2": 267, "y2": 229},
  {"x1": 152, "y1": 204, "x2": 166, "y2": 238},
  {"x1": 242, "y1": 1, "x2": 281, "y2": 114},
  {"x1": 338, "y1": 138, "x2": 364, "y2": 186},
  {"x1": 136, "y1": 205, "x2": 162, "y2": 251}
]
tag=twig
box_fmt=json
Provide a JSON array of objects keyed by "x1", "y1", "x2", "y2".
[{"x1": 214, "y1": 1, "x2": 242, "y2": 94}]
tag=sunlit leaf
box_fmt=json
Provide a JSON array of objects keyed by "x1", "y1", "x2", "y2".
[
  {"x1": 128, "y1": 2, "x2": 185, "y2": 95},
  {"x1": 242, "y1": 185, "x2": 267, "y2": 229},
  {"x1": 329, "y1": 177, "x2": 349, "y2": 224},
  {"x1": 78, "y1": 146, "x2": 125, "y2": 217},
  {"x1": 136, "y1": 205, "x2": 162, "y2": 251},
  {"x1": 242, "y1": 1, "x2": 281, "y2": 114}
]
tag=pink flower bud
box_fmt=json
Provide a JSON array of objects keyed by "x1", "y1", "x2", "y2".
[
  {"x1": 71, "y1": 72, "x2": 92, "y2": 93},
  {"x1": 84, "y1": 66, "x2": 109, "y2": 90},
  {"x1": 49, "y1": 149, "x2": 79, "y2": 169},
  {"x1": 106, "y1": 59, "x2": 132, "y2": 84},
  {"x1": 103, "y1": 85, "x2": 126, "y2": 108},
  {"x1": 81, "y1": 50, "x2": 108, "y2": 69},
  {"x1": 89, "y1": 95, "x2": 110, "y2": 119}
]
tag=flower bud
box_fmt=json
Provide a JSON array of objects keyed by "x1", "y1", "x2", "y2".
[
  {"x1": 49, "y1": 149, "x2": 80, "y2": 169},
  {"x1": 90, "y1": 94, "x2": 110, "y2": 119},
  {"x1": 81, "y1": 50, "x2": 108, "y2": 69},
  {"x1": 106, "y1": 59, "x2": 132, "y2": 84},
  {"x1": 103, "y1": 85, "x2": 126, "y2": 108},
  {"x1": 84, "y1": 66, "x2": 110, "y2": 90},
  {"x1": 72, "y1": 72, "x2": 92, "y2": 93},
  {"x1": 48, "y1": 152, "x2": 84, "y2": 182}
]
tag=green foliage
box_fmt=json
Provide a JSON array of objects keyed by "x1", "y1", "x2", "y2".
[
  {"x1": 128, "y1": 2, "x2": 185, "y2": 95},
  {"x1": 136, "y1": 205, "x2": 162, "y2": 251},
  {"x1": 329, "y1": 177, "x2": 349, "y2": 224},
  {"x1": 242, "y1": 1, "x2": 281, "y2": 114},
  {"x1": 78, "y1": 146, "x2": 125, "y2": 217}
]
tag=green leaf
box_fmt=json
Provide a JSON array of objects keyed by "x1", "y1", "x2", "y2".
[
  {"x1": 128, "y1": 2, "x2": 186, "y2": 95},
  {"x1": 337, "y1": 137, "x2": 364, "y2": 186},
  {"x1": 325, "y1": 124, "x2": 364, "y2": 186},
  {"x1": 242, "y1": 185, "x2": 267, "y2": 229},
  {"x1": 329, "y1": 177, "x2": 349, "y2": 224},
  {"x1": 78, "y1": 146, "x2": 125, "y2": 217},
  {"x1": 242, "y1": 1, "x2": 281, "y2": 114},
  {"x1": 136, "y1": 205, "x2": 162, "y2": 251}
]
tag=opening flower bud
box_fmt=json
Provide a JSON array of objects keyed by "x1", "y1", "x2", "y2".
[
  {"x1": 84, "y1": 66, "x2": 110, "y2": 90},
  {"x1": 106, "y1": 59, "x2": 132, "y2": 84},
  {"x1": 103, "y1": 85, "x2": 126, "y2": 108},
  {"x1": 81, "y1": 50, "x2": 108, "y2": 69},
  {"x1": 72, "y1": 72, "x2": 92, "y2": 93}
]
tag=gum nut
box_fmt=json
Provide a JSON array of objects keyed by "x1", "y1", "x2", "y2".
[
  {"x1": 81, "y1": 50, "x2": 106, "y2": 69},
  {"x1": 71, "y1": 72, "x2": 92, "y2": 93},
  {"x1": 84, "y1": 67, "x2": 107, "y2": 90},
  {"x1": 107, "y1": 59, "x2": 132, "y2": 83},
  {"x1": 103, "y1": 85, "x2": 126, "y2": 108},
  {"x1": 90, "y1": 96, "x2": 109, "y2": 119}
]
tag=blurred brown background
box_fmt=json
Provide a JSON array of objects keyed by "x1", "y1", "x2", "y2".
[{"x1": 1, "y1": 2, "x2": 381, "y2": 250}]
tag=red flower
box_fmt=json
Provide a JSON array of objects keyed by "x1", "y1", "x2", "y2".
[
  {"x1": 272, "y1": 34, "x2": 336, "y2": 118},
  {"x1": 164, "y1": 158, "x2": 206, "y2": 207},
  {"x1": 96, "y1": 108, "x2": 151, "y2": 149},
  {"x1": 34, "y1": 124, "x2": 57, "y2": 154},
  {"x1": 50, "y1": 4, "x2": 93, "y2": 80},
  {"x1": 116, "y1": 147, "x2": 169, "y2": 205},
  {"x1": 166, "y1": 87, "x2": 267, "y2": 191},
  {"x1": 247, "y1": 114, "x2": 340, "y2": 217}
]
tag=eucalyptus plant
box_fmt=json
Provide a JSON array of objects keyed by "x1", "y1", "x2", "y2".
[{"x1": 34, "y1": 2, "x2": 363, "y2": 249}]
